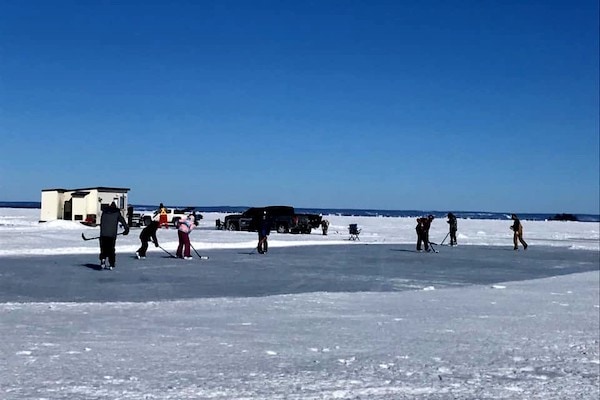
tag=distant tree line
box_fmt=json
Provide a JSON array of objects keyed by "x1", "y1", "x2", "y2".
[{"x1": 549, "y1": 213, "x2": 579, "y2": 221}]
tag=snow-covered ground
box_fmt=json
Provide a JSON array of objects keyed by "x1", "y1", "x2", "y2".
[
  {"x1": 0, "y1": 208, "x2": 599, "y2": 399},
  {"x1": 0, "y1": 208, "x2": 598, "y2": 257}
]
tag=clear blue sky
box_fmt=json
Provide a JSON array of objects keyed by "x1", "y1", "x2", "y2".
[{"x1": 1, "y1": 0, "x2": 598, "y2": 214}]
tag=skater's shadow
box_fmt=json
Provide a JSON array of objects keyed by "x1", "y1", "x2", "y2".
[
  {"x1": 390, "y1": 249, "x2": 420, "y2": 253},
  {"x1": 82, "y1": 263, "x2": 102, "y2": 271}
]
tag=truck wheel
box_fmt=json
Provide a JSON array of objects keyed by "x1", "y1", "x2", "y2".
[
  {"x1": 277, "y1": 224, "x2": 287, "y2": 234},
  {"x1": 227, "y1": 222, "x2": 238, "y2": 231}
]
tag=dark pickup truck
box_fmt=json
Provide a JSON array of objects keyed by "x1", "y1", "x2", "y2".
[{"x1": 223, "y1": 206, "x2": 322, "y2": 234}]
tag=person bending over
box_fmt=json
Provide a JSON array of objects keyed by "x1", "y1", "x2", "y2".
[{"x1": 136, "y1": 221, "x2": 159, "y2": 259}]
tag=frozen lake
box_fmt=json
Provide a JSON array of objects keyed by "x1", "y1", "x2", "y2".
[
  {"x1": 1, "y1": 209, "x2": 598, "y2": 399},
  {"x1": 1, "y1": 244, "x2": 597, "y2": 302}
]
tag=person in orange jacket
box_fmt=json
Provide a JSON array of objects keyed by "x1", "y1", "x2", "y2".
[{"x1": 158, "y1": 203, "x2": 169, "y2": 229}]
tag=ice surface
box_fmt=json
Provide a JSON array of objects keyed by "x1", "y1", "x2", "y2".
[{"x1": 0, "y1": 208, "x2": 599, "y2": 399}]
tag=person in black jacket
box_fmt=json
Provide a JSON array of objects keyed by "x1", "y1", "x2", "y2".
[
  {"x1": 136, "y1": 221, "x2": 159, "y2": 259},
  {"x1": 447, "y1": 213, "x2": 458, "y2": 246},
  {"x1": 257, "y1": 211, "x2": 271, "y2": 254},
  {"x1": 416, "y1": 215, "x2": 435, "y2": 252},
  {"x1": 99, "y1": 202, "x2": 129, "y2": 269}
]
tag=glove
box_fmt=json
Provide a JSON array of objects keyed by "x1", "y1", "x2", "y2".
[
  {"x1": 155, "y1": 242, "x2": 159, "y2": 247},
  {"x1": 123, "y1": 229, "x2": 129, "y2": 236}
]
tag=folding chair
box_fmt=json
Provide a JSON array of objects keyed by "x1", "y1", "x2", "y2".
[{"x1": 348, "y1": 224, "x2": 361, "y2": 241}]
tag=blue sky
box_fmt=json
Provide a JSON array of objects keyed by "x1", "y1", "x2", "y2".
[{"x1": 1, "y1": 0, "x2": 598, "y2": 214}]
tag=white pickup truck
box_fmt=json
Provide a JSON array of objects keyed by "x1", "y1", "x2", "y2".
[{"x1": 132, "y1": 207, "x2": 203, "y2": 227}]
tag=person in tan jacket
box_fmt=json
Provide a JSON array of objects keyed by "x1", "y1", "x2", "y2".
[{"x1": 510, "y1": 214, "x2": 528, "y2": 250}]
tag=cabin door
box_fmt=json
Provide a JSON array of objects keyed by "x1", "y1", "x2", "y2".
[{"x1": 64, "y1": 199, "x2": 72, "y2": 220}]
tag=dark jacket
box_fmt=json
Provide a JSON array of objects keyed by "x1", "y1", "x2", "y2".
[
  {"x1": 100, "y1": 206, "x2": 129, "y2": 237},
  {"x1": 416, "y1": 218, "x2": 425, "y2": 233},
  {"x1": 259, "y1": 216, "x2": 272, "y2": 236},
  {"x1": 140, "y1": 221, "x2": 159, "y2": 244},
  {"x1": 422, "y1": 217, "x2": 433, "y2": 232},
  {"x1": 447, "y1": 214, "x2": 457, "y2": 231},
  {"x1": 512, "y1": 218, "x2": 521, "y2": 232}
]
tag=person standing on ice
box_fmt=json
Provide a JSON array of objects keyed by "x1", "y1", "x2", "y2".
[
  {"x1": 99, "y1": 202, "x2": 129, "y2": 269},
  {"x1": 158, "y1": 203, "x2": 169, "y2": 229},
  {"x1": 321, "y1": 219, "x2": 329, "y2": 235},
  {"x1": 257, "y1": 211, "x2": 271, "y2": 254},
  {"x1": 510, "y1": 214, "x2": 528, "y2": 250},
  {"x1": 176, "y1": 213, "x2": 196, "y2": 259},
  {"x1": 447, "y1": 212, "x2": 458, "y2": 246},
  {"x1": 136, "y1": 221, "x2": 159, "y2": 259},
  {"x1": 416, "y1": 215, "x2": 434, "y2": 252},
  {"x1": 415, "y1": 217, "x2": 426, "y2": 251}
]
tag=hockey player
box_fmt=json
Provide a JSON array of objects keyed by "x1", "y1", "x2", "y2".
[
  {"x1": 176, "y1": 214, "x2": 196, "y2": 259},
  {"x1": 257, "y1": 211, "x2": 271, "y2": 254},
  {"x1": 99, "y1": 202, "x2": 129, "y2": 269},
  {"x1": 416, "y1": 215, "x2": 434, "y2": 252},
  {"x1": 136, "y1": 221, "x2": 159, "y2": 259},
  {"x1": 447, "y1": 213, "x2": 458, "y2": 246}
]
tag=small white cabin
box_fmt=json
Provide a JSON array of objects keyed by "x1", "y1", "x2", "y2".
[{"x1": 40, "y1": 187, "x2": 130, "y2": 224}]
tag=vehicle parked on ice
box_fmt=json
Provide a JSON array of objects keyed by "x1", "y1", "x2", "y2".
[
  {"x1": 223, "y1": 206, "x2": 321, "y2": 234},
  {"x1": 132, "y1": 207, "x2": 203, "y2": 227}
]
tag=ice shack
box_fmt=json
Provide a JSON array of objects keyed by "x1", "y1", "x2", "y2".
[{"x1": 40, "y1": 187, "x2": 130, "y2": 224}]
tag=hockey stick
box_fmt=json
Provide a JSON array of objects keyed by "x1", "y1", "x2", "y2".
[
  {"x1": 190, "y1": 243, "x2": 209, "y2": 260},
  {"x1": 157, "y1": 244, "x2": 176, "y2": 258},
  {"x1": 82, "y1": 233, "x2": 99, "y2": 241},
  {"x1": 81, "y1": 232, "x2": 124, "y2": 241},
  {"x1": 440, "y1": 232, "x2": 450, "y2": 246},
  {"x1": 428, "y1": 242, "x2": 439, "y2": 253}
]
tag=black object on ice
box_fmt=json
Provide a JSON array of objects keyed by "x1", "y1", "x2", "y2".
[
  {"x1": 82, "y1": 232, "x2": 124, "y2": 241},
  {"x1": 428, "y1": 242, "x2": 439, "y2": 253},
  {"x1": 349, "y1": 224, "x2": 361, "y2": 241}
]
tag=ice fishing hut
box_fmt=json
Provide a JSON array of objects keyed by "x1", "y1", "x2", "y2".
[{"x1": 40, "y1": 187, "x2": 130, "y2": 225}]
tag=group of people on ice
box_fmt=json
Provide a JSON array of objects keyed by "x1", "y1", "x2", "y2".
[
  {"x1": 135, "y1": 208, "x2": 198, "y2": 260},
  {"x1": 414, "y1": 212, "x2": 527, "y2": 252},
  {"x1": 97, "y1": 202, "x2": 200, "y2": 269},
  {"x1": 415, "y1": 212, "x2": 458, "y2": 252},
  {"x1": 96, "y1": 201, "x2": 529, "y2": 269}
]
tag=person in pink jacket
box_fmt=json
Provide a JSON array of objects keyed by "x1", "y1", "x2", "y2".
[{"x1": 176, "y1": 214, "x2": 196, "y2": 259}]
